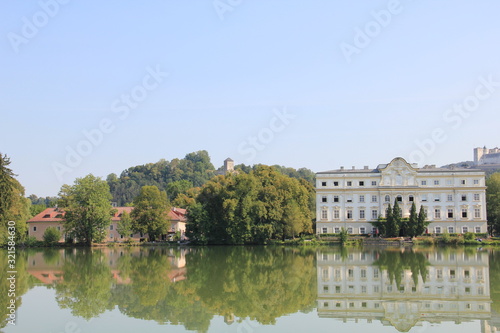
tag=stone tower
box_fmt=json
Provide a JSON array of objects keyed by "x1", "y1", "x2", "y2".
[{"x1": 224, "y1": 158, "x2": 234, "y2": 173}]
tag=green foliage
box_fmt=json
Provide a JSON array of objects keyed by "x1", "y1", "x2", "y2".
[
  {"x1": 116, "y1": 211, "x2": 133, "y2": 240},
  {"x1": 107, "y1": 151, "x2": 215, "y2": 206},
  {"x1": 416, "y1": 205, "x2": 428, "y2": 236},
  {"x1": 407, "y1": 202, "x2": 418, "y2": 237},
  {"x1": 487, "y1": 173, "x2": 500, "y2": 235},
  {"x1": 0, "y1": 153, "x2": 30, "y2": 245},
  {"x1": 385, "y1": 203, "x2": 399, "y2": 237},
  {"x1": 43, "y1": 227, "x2": 62, "y2": 244},
  {"x1": 131, "y1": 186, "x2": 170, "y2": 241},
  {"x1": 187, "y1": 165, "x2": 314, "y2": 244},
  {"x1": 339, "y1": 227, "x2": 349, "y2": 245},
  {"x1": 463, "y1": 232, "x2": 475, "y2": 241},
  {"x1": 59, "y1": 174, "x2": 113, "y2": 245}
]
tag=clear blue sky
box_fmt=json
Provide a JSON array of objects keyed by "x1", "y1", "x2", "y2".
[{"x1": 1, "y1": 0, "x2": 500, "y2": 197}]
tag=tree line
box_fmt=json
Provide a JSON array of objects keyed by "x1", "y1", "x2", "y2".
[{"x1": 372, "y1": 200, "x2": 429, "y2": 238}]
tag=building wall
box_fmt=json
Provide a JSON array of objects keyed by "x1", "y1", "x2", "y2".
[
  {"x1": 27, "y1": 221, "x2": 66, "y2": 242},
  {"x1": 316, "y1": 158, "x2": 488, "y2": 235}
]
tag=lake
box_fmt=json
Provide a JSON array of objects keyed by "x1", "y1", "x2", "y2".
[{"x1": 1, "y1": 245, "x2": 499, "y2": 333}]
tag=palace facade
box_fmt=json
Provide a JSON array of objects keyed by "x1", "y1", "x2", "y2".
[{"x1": 316, "y1": 157, "x2": 487, "y2": 235}]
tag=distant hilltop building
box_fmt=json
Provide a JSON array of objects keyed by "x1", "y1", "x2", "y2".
[
  {"x1": 216, "y1": 158, "x2": 237, "y2": 176},
  {"x1": 474, "y1": 146, "x2": 500, "y2": 165}
]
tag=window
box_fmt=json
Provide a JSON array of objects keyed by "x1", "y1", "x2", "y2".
[
  {"x1": 447, "y1": 209, "x2": 453, "y2": 218},
  {"x1": 360, "y1": 210, "x2": 365, "y2": 219},
  {"x1": 450, "y1": 269, "x2": 456, "y2": 279},
  {"x1": 348, "y1": 269, "x2": 354, "y2": 278},
  {"x1": 359, "y1": 181, "x2": 365, "y2": 186},
  {"x1": 110, "y1": 234, "x2": 113, "y2": 238},
  {"x1": 372, "y1": 195, "x2": 377, "y2": 202},
  {"x1": 448, "y1": 226, "x2": 454, "y2": 233},
  {"x1": 334, "y1": 227, "x2": 340, "y2": 233},
  {"x1": 372, "y1": 210, "x2": 378, "y2": 220},
  {"x1": 322, "y1": 227, "x2": 328, "y2": 234},
  {"x1": 462, "y1": 209, "x2": 468, "y2": 218},
  {"x1": 434, "y1": 194, "x2": 441, "y2": 202},
  {"x1": 462, "y1": 226, "x2": 468, "y2": 233},
  {"x1": 475, "y1": 209, "x2": 481, "y2": 219},
  {"x1": 57, "y1": 226, "x2": 60, "y2": 231},
  {"x1": 434, "y1": 209, "x2": 441, "y2": 219},
  {"x1": 434, "y1": 180, "x2": 440, "y2": 186},
  {"x1": 321, "y1": 209, "x2": 328, "y2": 220},
  {"x1": 322, "y1": 196, "x2": 327, "y2": 203},
  {"x1": 347, "y1": 181, "x2": 352, "y2": 186},
  {"x1": 321, "y1": 181, "x2": 327, "y2": 187},
  {"x1": 409, "y1": 195, "x2": 414, "y2": 202},
  {"x1": 447, "y1": 194, "x2": 453, "y2": 201},
  {"x1": 110, "y1": 225, "x2": 114, "y2": 230},
  {"x1": 385, "y1": 195, "x2": 390, "y2": 202},
  {"x1": 474, "y1": 194, "x2": 480, "y2": 201},
  {"x1": 334, "y1": 209, "x2": 340, "y2": 219},
  {"x1": 372, "y1": 181, "x2": 377, "y2": 186},
  {"x1": 333, "y1": 196, "x2": 339, "y2": 202},
  {"x1": 475, "y1": 226, "x2": 481, "y2": 233},
  {"x1": 474, "y1": 179, "x2": 479, "y2": 185},
  {"x1": 461, "y1": 179, "x2": 466, "y2": 185},
  {"x1": 33, "y1": 226, "x2": 37, "y2": 232},
  {"x1": 435, "y1": 226, "x2": 441, "y2": 234},
  {"x1": 372, "y1": 227, "x2": 378, "y2": 234},
  {"x1": 346, "y1": 197, "x2": 353, "y2": 203},
  {"x1": 373, "y1": 269, "x2": 379, "y2": 279},
  {"x1": 347, "y1": 210, "x2": 353, "y2": 219},
  {"x1": 461, "y1": 194, "x2": 467, "y2": 201},
  {"x1": 421, "y1": 194, "x2": 427, "y2": 202},
  {"x1": 333, "y1": 181, "x2": 339, "y2": 186},
  {"x1": 359, "y1": 195, "x2": 365, "y2": 203},
  {"x1": 446, "y1": 179, "x2": 453, "y2": 185},
  {"x1": 397, "y1": 195, "x2": 402, "y2": 202},
  {"x1": 360, "y1": 227, "x2": 366, "y2": 234},
  {"x1": 347, "y1": 227, "x2": 353, "y2": 234},
  {"x1": 421, "y1": 180, "x2": 427, "y2": 186}
]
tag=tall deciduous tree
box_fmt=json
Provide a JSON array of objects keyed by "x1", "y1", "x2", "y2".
[
  {"x1": 59, "y1": 174, "x2": 113, "y2": 245},
  {"x1": 131, "y1": 186, "x2": 170, "y2": 241},
  {"x1": 487, "y1": 173, "x2": 500, "y2": 235},
  {"x1": 0, "y1": 153, "x2": 30, "y2": 244}
]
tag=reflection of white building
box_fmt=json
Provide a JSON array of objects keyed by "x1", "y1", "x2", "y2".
[
  {"x1": 316, "y1": 250, "x2": 491, "y2": 332},
  {"x1": 316, "y1": 157, "x2": 488, "y2": 235}
]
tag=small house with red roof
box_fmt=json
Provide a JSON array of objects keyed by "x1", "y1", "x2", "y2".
[{"x1": 27, "y1": 206, "x2": 187, "y2": 242}]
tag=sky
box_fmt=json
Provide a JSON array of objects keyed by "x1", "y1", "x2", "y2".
[{"x1": 1, "y1": 0, "x2": 500, "y2": 197}]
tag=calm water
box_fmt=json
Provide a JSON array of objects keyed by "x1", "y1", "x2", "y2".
[{"x1": 1, "y1": 246, "x2": 499, "y2": 333}]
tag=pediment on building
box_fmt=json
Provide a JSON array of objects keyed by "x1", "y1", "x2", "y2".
[{"x1": 379, "y1": 157, "x2": 418, "y2": 187}]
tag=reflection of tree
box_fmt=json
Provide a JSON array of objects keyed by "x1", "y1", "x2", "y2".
[
  {"x1": 184, "y1": 246, "x2": 317, "y2": 325},
  {"x1": 0, "y1": 251, "x2": 30, "y2": 331},
  {"x1": 490, "y1": 250, "x2": 500, "y2": 314},
  {"x1": 55, "y1": 249, "x2": 114, "y2": 319},
  {"x1": 373, "y1": 250, "x2": 429, "y2": 286}
]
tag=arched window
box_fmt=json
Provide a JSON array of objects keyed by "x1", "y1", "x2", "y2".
[
  {"x1": 397, "y1": 195, "x2": 403, "y2": 202},
  {"x1": 385, "y1": 195, "x2": 390, "y2": 202},
  {"x1": 409, "y1": 195, "x2": 414, "y2": 202}
]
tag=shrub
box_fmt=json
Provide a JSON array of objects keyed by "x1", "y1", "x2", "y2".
[
  {"x1": 43, "y1": 227, "x2": 62, "y2": 245},
  {"x1": 339, "y1": 228, "x2": 349, "y2": 245},
  {"x1": 24, "y1": 236, "x2": 42, "y2": 247},
  {"x1": 463, "y1": 232, "x2": 475, "y2": 241}
]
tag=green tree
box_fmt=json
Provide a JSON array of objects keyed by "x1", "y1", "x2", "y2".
[
  {"x1": 117, "y1": 210, "x2": 133, "y2": 240},
  {"x1": 416, "y1": 205, "x2": 428, "y2": 236},
  {"x1": 131, "y1": 186, "x2": 170, "y2": 241},
  {"x1": 487, "y1": 173, "x2": 500, "y2": 235},
  {"x1": 407, "y1": 202, "x2": 418, "y2": 237},
  {"x1": 166, "y1": 180, "x2": 193, "y2": 202},
  {"x1": 385, "y1": 203, "x2": 399, "y2": 237},
  {"x1": 59, "y1": 174, "x2": 113, "y2": 245},
  {"x1": 43, "y1": 226, "x2": 62, "y2": 244}
]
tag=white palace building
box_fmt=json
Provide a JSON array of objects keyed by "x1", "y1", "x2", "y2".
[{"x1": 316, "y1": 157, "x2": 488, "y2": 235}]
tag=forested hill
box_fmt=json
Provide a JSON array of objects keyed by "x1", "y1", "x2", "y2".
[{"x1": 105, "y1": 150, "x2": 316, "y2": 206}]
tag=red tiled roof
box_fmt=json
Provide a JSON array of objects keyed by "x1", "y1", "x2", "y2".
[
  {"x1": 27, "y1": 207, "x2": 65, "y2": 223},
  {"x1": 28, "y1": 206, "x2": 186, "y2": 222}
]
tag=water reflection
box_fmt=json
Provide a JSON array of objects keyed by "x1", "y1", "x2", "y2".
[
  {"x1": 2, "y1": 246, "x2": 500, "y2": 332},
  {"x1": 317, "y1": 248, "x2": 491, "y2": 332}
]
